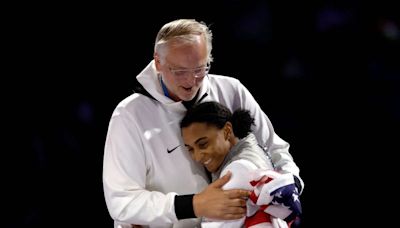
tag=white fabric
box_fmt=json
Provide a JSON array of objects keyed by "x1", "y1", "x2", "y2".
[
  {"x1": 202, "y1": 160, "x2": 288, "y2": 228},
  {"x1": 103, "y1": 60, "x2": 302, "y2": 227}
]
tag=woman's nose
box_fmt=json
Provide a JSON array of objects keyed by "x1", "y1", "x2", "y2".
[{"x1": 193, "y1": 151, "x2": 203, "y2": 162}]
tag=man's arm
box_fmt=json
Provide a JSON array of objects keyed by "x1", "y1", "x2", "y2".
[
  {"x1": 235, "y1": 82, "x2": 304, "y2": 193},
  {"x1": 198, "y1": 161, "x2": 256, "y2": 227},
  {"x1": 192, "y1": 171, "x2": 250, "y2": 219},
  {"x1": 174, "y1": 171, "x2": 249, "y2": 220},
  {"x1": 103, "y1": 114, "x2": 179, "y2": 225}
]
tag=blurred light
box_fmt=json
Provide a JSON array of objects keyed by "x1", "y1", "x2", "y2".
[{"x1": 381, "y1": 20, "x2": 399, "y2": 41}]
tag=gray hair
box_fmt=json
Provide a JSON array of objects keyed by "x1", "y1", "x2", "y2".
[{"x1": 154, "y1": 19, "x2": 213, "y2": 64}]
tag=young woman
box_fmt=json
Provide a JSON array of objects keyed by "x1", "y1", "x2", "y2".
[{"x1": 181, "y1": 101, "x2": 301, "y2": 228}]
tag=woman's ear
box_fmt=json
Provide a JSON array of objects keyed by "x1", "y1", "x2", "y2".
[{"x1": 224, "y1": 122, "x2": 233, "y2": 140}]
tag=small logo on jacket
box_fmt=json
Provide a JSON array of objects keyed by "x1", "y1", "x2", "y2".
[{"x1": 167, "y1": 145, "x2": 180, "y2": 153}]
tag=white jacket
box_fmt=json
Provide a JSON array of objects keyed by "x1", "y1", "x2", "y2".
[{"x1": 103, "y1": 60, "x2": 303, "y2": 227}]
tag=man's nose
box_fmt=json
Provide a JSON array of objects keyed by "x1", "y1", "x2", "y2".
[{"x1": 184, "y1": 71, "x2": 197, "y2": 84}]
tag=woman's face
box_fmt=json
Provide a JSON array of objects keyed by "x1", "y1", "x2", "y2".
[{"x1": 182, "y1": 122, "x2": 232, "y2": 173}]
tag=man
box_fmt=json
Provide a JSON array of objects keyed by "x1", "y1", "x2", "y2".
[{"x1": 103, "y1": 19, "x2": 303, "y2": 228}]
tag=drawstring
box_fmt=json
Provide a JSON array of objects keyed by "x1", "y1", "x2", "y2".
[{"x1": 159, "y1": 75, "x2": 170, "y2": 98}]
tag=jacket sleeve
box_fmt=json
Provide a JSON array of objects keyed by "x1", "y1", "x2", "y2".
[
  {"x1": 102, "y1": 108, "x2": 178, "y2": 226},
  {"x1": 234, "y1": 82, "x2": 304, "y2": 193},
  {"x1": 201, "y1": 160, "x2": 254, "y2": 227}
]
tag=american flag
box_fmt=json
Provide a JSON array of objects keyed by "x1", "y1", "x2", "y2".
[{"x1": 245, "y1": 171, "x2": 302, "y2": 228}]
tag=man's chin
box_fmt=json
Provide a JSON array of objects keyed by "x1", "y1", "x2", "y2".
[{"x1": 179, "y1": 93, "x2": 197, "y2": 101}]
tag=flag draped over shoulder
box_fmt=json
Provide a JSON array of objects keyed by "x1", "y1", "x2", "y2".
[{"x1": 245, "y1": 170, "x2": 302, "y2": 228}]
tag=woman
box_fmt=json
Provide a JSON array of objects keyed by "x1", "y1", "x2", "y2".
[{"x1": 180, "y1": 101, "x2": 301, "y2": 228}]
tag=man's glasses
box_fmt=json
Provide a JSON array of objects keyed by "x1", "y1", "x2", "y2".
[{"x1": 168, "y1": 64, "x2": 210, "y2": 80}]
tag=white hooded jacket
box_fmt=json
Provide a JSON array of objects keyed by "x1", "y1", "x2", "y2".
[{"x1": 103, "y1": 60, "x2": 303, "y2": 228}]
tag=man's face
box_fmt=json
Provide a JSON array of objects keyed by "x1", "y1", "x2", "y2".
[{"x1": 155, "y1": 35, "x2": 208, "y2": 101}]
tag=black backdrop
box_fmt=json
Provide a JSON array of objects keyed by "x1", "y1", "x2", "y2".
[{"x1": 7, "y1": 1, "x2": 399, "y2": 227}]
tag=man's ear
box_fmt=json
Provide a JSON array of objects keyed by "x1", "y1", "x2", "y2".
[
  {"x1": 154, "y1": 53, "x2": 161, "y2": 71},
  {"x1": 154, "y1": 53, "x2": 160, "y2": 63}
]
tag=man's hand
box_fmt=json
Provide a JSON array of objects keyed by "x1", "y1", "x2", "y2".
[{"x1": 193, "y1": 171, "x2": 250, "y2": 220}]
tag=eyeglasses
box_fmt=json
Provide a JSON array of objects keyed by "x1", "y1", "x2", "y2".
[{"x1": 168, "y1": 64, "x2": 210, "y2": 80}]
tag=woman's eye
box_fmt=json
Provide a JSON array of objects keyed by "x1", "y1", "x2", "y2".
[{"x1": 199, "y1": 142, "x2": 207, "y2": 148}]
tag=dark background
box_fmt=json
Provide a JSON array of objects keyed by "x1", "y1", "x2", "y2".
[{"x1": 7, "y1": 1, "x2": 399, "y2": 227}]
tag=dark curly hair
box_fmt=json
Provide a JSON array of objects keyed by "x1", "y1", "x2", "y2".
[{"x1": 180, "y1": 101, "x2": 254, "y2": 139}]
